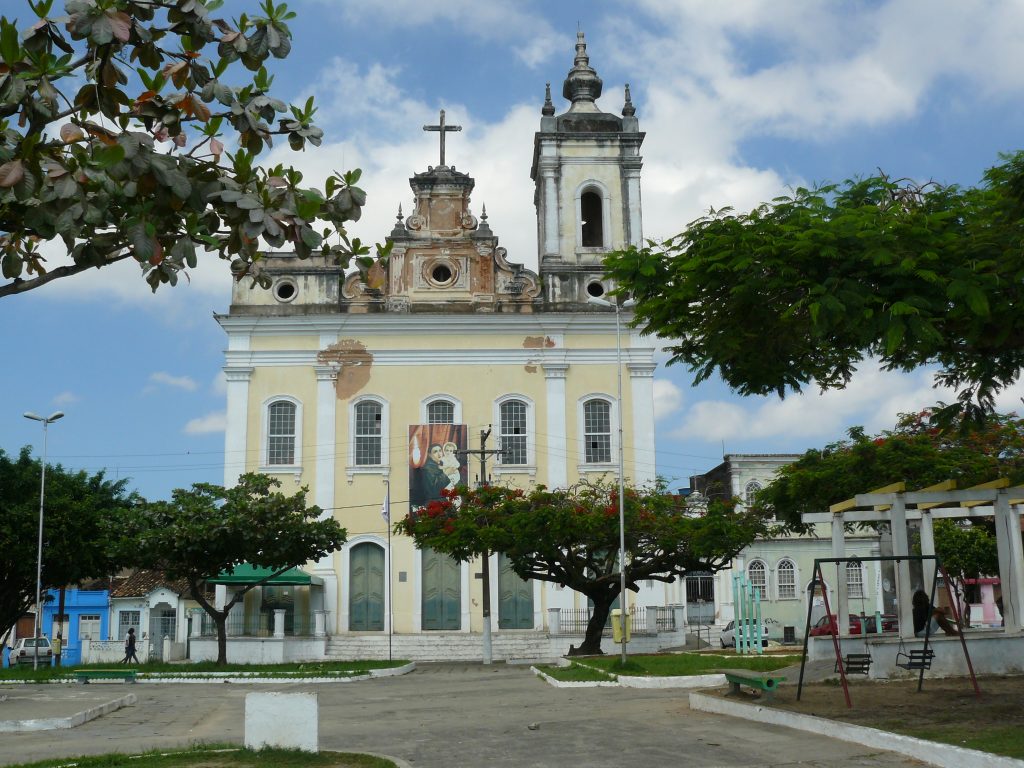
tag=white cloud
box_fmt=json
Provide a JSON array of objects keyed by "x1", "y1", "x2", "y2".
[
  {"x1": 320, "y1": 0, "x2": 561, "y2": 67},
  {"x1": 672, "y1": 361, "x2": 960, "y2": 444},
  {"x1": 212, "y1": 371, "x2": 227, "y2": 397},
  {"x1": 653, "y1": 378, "x2": 683, "y2": 420},
  {"x1": 53, "y1": 391, "x2": 79, "y2": 406},
  {"x1": 148, "y1": 372, "x2": 198, "y2": 392},
  {"x1": 183, "y1": 411, "x2": 227, "y2": 435}
]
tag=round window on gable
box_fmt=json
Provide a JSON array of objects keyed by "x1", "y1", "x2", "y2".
[
  {"x1": 273, "y1": 279, "x2": 297, "y2": 303},
  {"x1": 586, "y1": 281, "x2": 605, "y2": 298},
  {"x1": 432, "y1": 264, "x2": 453, "y2": 283}
]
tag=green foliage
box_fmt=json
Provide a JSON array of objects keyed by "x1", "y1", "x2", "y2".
[
  {"x1": 5, "y1": 746, "x2": 399, "y2": 767},
  {"x1": 933, "y1": 520, "x2": 998, "y2": 583},
  {"x1": 133, "y1": 472, "x2": 346, "y2": 664},
  {"x1": 0, "y1": 0, "x2": 390, "y2": 298},
  {"x1": 0, "y1": 446, "x2": 139, "y2": 637},
  {"x1": 757, "y1": 411, "x2": 1024, "y2": 530},
  {"x1": 604, "y1": 153, "x2": 1024, "y2": 423},
  {"x1": 397, "y1": 480, "x2": 768, "y2": 653}
]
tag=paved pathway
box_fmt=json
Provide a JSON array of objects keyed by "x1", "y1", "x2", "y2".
[{"x1": 0, "y1": 663, "x2": 918, "y2": 767}]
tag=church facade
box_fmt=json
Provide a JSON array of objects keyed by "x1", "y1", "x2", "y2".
[{"x1": 216, "y1": 34, "x2": 665, "y2": 657}]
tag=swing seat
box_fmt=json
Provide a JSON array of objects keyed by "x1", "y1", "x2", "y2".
[
  {"x1": 836, "y1": 653, "x2": 872, "y2": 675},
  {"x1": 896, "y1": 647, "x2": 934, "y2": 670}
]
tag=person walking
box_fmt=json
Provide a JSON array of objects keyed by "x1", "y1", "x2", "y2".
[{"x1": 121, "y1": 627, "x2": 140, "y2": 664}]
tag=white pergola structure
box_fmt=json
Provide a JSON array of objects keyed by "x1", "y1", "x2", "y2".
[{"x1": 801, "y1": 479, "x2": 1024, "y2": 640}]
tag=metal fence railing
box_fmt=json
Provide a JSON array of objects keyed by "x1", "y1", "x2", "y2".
[
  {"x1": 197, "y1": 612, "x2": 320, "y2": 638},
  {"x1": 553, "y1": 606, "x2": 675, "y2": 636}
]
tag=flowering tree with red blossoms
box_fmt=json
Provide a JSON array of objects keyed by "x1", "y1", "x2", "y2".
[{"x1": 396, "y1": 481, "x2": 769, "y2": 655}]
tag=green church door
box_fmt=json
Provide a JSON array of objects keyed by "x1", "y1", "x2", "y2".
[
  {"x1": 422, "y1": 547, "x2": 461, "y2": 630},
  {"x1": 498, "y1": 553, "x2": 534, "y2": 629},
  {"x1": 349, "y1": 542, "x2": 385, "y2": 631}
]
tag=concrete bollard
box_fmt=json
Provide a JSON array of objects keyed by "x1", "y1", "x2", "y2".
[
  {"x1": 245, "y1": 692, "x2": 318, "y2": 752},
  {"x1": 547, "y1": 607, "x2": 561, "y2": 635}
]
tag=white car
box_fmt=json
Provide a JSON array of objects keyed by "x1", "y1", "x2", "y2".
[
  {"x1": 8, "y1": 636, "x2": 53, "y2": 666},
  {"x1": 719, "y1": 620, "x2": 770, "y2": 648}
]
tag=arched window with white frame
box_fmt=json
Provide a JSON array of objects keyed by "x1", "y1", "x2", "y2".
[
  {"x1": 262, "y1": 396, "x2": 301, "y2": 470},
  {"x1": 745, "y1": 480, "x2": 763, "y2": 505},
  {"x1": 583, "y1": 398, "x2": 612, "y2": 464},
  {"x1": 776, "y1": 558, "x2": 796, "y2": 600},
  {"x1": 747, "y1": 560, "x2": 767, "y2": 600},
  {"x1": 420, "y1": 394, "x2": 462, "y2": 425},
  {"x1": 427, "y1": 399, "x2": 454, "y2": 424},
  {"x1": 574, "y1": 180, "x2": 611, "y2": 250},
  {"x1": 846, "y1": 560, "x2": 865, "y2": 599},
  {"x1": 347, "y1": 396, "x2": 389, "y2": 479},
  {"x1": 500, "y1": 400, "x2": 526, "y2": 465}
]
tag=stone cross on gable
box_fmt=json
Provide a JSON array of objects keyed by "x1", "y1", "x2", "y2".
[{"x1": 423, "y1": 109, "x2": 462, "y2": 167}]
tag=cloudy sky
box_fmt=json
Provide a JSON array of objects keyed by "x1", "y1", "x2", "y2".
[{"x1": 3, "y1": 0, "x2": 1024, "y2": 500}]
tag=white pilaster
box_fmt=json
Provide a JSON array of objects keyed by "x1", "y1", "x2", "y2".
[
  {"x1": 994, "y1": 492, "x2": 1024, "y2": 631},
  {"x1": 543, "y1": 168, "x2": 559, "y2": 259},
  {"x1": 625, "y1": 170, "x2": 643, "y2": 247},
  {"x1": 919, "y1": 510, "x2": 936, "y2": 596},
  {"x1": 543, "y1": 363, "x2": 569, "y2": 488},
  {"x1": 831, "y1": 518, "x2": 848, "y2": 637},
  {"x1": 890, "y1": 497, "x2": 914, "y2": 638},
  {"x1": 628, "y1": 361, "x2": 656, "y2": 486},
  {"x1": 223, "y1": 365, "x2": 253, "y2": 488}
]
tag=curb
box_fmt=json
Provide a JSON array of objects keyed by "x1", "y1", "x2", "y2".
[
  {"x1": 0, "y1": 662, "x2": 417, "y2": 687},
  {"x1": 688, "y1": 692, "x2": 1022, "y2": 768},
  {"x1": 0, "y1": 693, "x2": 137, "y2": 733},
  {"x1": 530, "y1": 666, "x2": 618, "y2": 687}
]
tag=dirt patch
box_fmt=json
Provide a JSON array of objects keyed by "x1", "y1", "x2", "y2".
[{"x1": 714, "y1": 675, "x2": 1024, "y2": 755}]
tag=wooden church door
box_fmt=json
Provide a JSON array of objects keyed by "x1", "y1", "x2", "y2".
[
  {"x1": 349, "y1": 542, "x2": 385, "y2": 631},
  {"x1": 498, "y1": 553, "x2": 534, "y2": 629},
  {"x1": 422, "y1": 547, "x2": 461, "y2": 630}
]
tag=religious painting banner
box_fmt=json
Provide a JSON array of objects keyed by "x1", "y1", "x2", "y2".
[{"x1": 409, "y1": 424, "x2": 468, "y2": 509}]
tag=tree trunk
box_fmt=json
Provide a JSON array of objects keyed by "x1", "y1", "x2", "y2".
[
  {"x1": 570, "y1": 596, "x2": 615, "y2": 656},
  {"x1": 215, "y1": 612, "x2": 228, "y2": 666}
]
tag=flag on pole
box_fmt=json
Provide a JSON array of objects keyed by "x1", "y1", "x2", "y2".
[{"x1": 381, "y1": 483, "x2": 391, "y2": 524}]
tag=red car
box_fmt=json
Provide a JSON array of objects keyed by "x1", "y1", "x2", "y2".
[{"x1": 809, "y1": 614, "x2": 898, "y2": 636}]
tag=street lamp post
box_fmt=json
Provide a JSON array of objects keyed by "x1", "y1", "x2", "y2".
[
  {"x1": 23, "y1": 410, "x2": 64, "y2": 670},
  {"x1": 587, "y1": 295, "x2": 634, "y2": 666}
]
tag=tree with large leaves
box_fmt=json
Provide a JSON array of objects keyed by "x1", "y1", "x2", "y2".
[
  {"x1": 134, "y1": 472, "x2": 344, "y2": 665},
  {"x1": 758, "y1": 411, "x2": 1024, "y2": 531},
  {"x1": 0, "y1": 0, "x2": 388, "y2": 298},
  {"x1": 756, "y1": 412, "x2": 1019, "y2": 622},
  {"x1": 604, "y1": 152, "x2": 1024, "y2": 425},
  {"x1": 396, "y1": 481, "x2": 768, "y2": 655},
  {"x1": 0, "y1": 447, "x2": 138, "y2": 643}
]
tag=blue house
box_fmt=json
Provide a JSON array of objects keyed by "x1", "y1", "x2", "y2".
[{"x1": 40, "y1": 584, "x2": 111, "y2": 665}]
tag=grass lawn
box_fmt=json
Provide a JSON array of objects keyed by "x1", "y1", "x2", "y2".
[
  {"x1": 582, "y1": 652, "x2": 797, "y2": 677},
  {"x1": 0, "y1": 660, "x2": 409, "y2": 682},
  {"x1": 6, "y1": 746, "x2": 396, "y2": 767},
  {"x1": 890, "y1": 723, "x2": 1024, "y2": 758}
]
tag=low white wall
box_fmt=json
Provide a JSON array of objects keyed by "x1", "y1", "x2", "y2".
[
  {"x1": 81, "y1": 638, "x2": 150, "y2": 664},
  {"x1": 324, "y1": 626, "x2": 689, "y2": 662},
  {"x1": 808, "y1": 631, "x2": 1024, "y2": 678},
  {"x1": 189, "y1": 637, "x2": 327, "y2": 664}
]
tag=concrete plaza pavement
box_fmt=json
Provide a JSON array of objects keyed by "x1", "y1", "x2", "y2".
[{"x1": 0, "y1": 662, "x2": 919, "y2": 767}]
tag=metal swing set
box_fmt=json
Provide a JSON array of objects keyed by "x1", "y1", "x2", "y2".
[{"x1": 796, "y1": 554, "x2": 981, "y2": 708}]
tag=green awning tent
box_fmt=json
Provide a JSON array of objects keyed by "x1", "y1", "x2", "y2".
[{"x1": 208, "y1": 564, "x2": 323, "y2": 586}]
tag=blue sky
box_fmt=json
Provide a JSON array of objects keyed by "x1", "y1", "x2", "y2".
[{"x1": 4, "y1": 0, "x2": 1024, "y2": 501}]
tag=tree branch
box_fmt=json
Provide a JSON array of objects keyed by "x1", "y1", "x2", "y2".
[{"x1": 0, "y1": 251, "x2": 134, "y2": 298}]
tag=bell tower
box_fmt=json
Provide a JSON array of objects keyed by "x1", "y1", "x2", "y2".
[{"x1": 531, "y1": 32, "x2": 644, "y2": 308}]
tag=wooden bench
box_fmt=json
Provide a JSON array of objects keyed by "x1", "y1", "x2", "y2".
[
  {"x1": 75, "y1": 669, "x2": 137, "y2": 684},
  {"x1": 719, "y1": 669, "x2": 786, "y2": 701}
]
